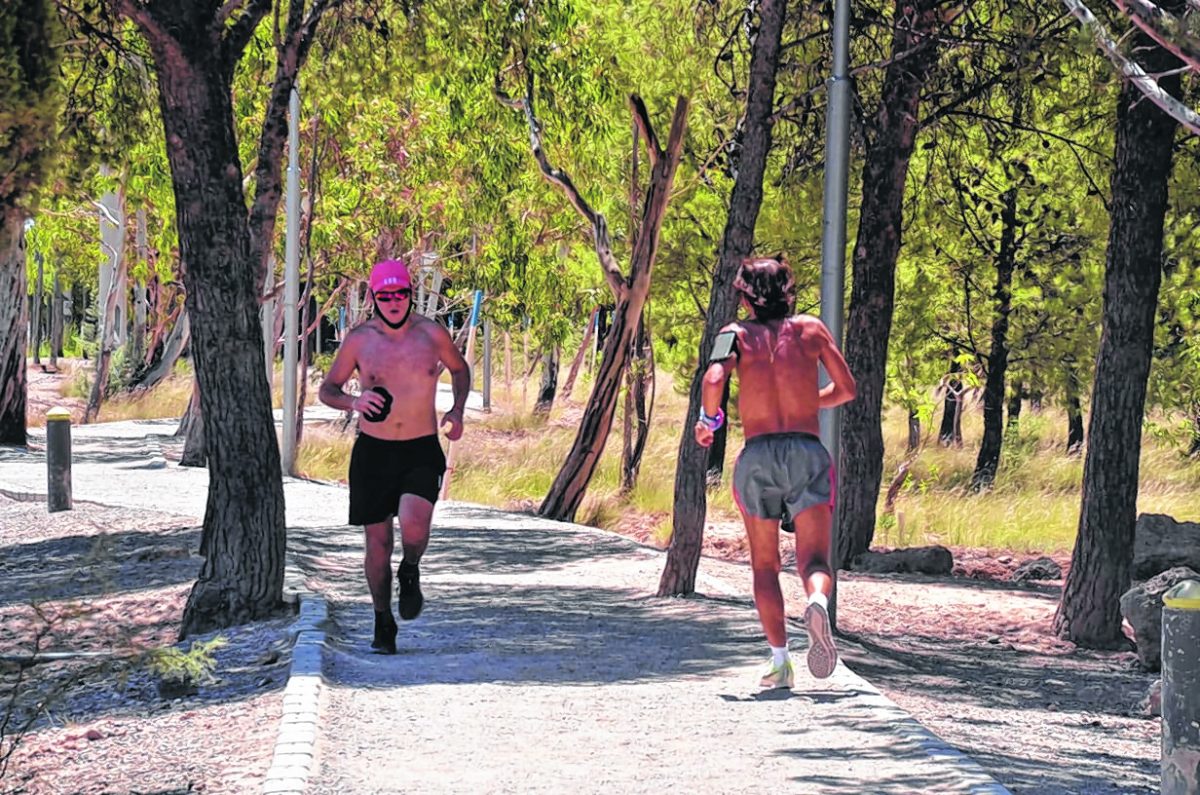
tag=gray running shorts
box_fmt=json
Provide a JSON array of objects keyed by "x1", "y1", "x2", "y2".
[{"x1": 733, "y1": 432, "x2": 832, "y2": 521}]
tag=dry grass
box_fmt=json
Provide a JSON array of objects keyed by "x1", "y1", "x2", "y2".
[
  {"x1": 43, "y1": 361, "x2": 318, "y2": 425},
  {"x1": 289, "y1": 369, "x2": 1200, "y2": 554}
]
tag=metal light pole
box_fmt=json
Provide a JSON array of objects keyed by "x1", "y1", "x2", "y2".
[
  {"x1": 819, "y1": 0, "x2": 852, "y2": 628},
  {"x1": 282, "y1": 87, "x2": 301, "y2": 476}
]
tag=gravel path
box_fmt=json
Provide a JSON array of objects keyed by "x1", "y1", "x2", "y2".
[{"x1": 293, "y1": 508, "x2": 1006, "y2": 795}]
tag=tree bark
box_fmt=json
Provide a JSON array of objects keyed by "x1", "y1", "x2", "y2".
[
  {"x1": 659, "y1": 0, "x2": 785, "y2": 596},
  {"x1": 537, "y1": 98, "x2": 690, "y2": 522},
  {"x1": 131, "y1": 209, "x2": 148, "y2": 367},
  {"x1": 0, "y1": 216, "x2": 28, "y2": 445},
  {"x1": 533, "y1": 343, "x2": 559, "y2": 415},
  {"x1": 972, "y1": 186, "x2": 1020, "y2": 490},
  {"x1": 134, "y1": 310, "x2": 189, "y2": 392},
  {"x1": 836, "y1": 0, "x2": 944, "y2": 568},
  {"x1": 1055, "y1": 21, "x2": 1182, "y2": 647},
  {"x1": 130, "y1": 3, "x2": 291, "y2": 638}
]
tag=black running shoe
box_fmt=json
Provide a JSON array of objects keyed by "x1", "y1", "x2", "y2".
[
  {"x1": 371, "y1": 610, "x2": 397, "y2": 655},
  {"x1": 397, "y1": 561, "x2": 424, "y2": 620}
]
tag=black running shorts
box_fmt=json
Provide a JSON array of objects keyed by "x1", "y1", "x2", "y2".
[{"x1": 348, "y1": 433, "x2": 446, "y2": 525}]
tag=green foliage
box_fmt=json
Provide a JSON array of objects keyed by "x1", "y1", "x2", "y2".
[
  {"x1": 146, "y1": 636, "x2": 227, "y2": 687},
  {"x1": 0, "y1": 0, "x2": 63, "y2": 214}
]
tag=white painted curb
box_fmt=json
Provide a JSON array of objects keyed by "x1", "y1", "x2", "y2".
[{"x1": 262, "y1": 586, "x2": 328, "y2": 795}]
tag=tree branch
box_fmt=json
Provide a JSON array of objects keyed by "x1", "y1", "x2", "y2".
[
  {"x1": 219, "y1": 0, "x2": 270, "y2": 71},
  {"x1": 629, "y1": 94, "x2": 660, "y2": 170},
  {"x1": 495, "y1": 72, "x2": 625, "y2": 299},
  {"x1": 109, "y1": 0, "x2": 178, "y2": 56},
  {"x1": 1060, "y1": 0, "x2": 1200, "y2": 135},
  {"x1": 1113, "y1": 0, "x2": 1200, "y2": 70},
  {"x1": 247, "y1": 0, "x2": 337, "y2": 296}
]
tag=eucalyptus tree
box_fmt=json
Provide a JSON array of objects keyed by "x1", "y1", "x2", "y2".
[
  {"x1": 0, "y1": 0, "x2": 62, "y2": 445},
  {"x1": 1055, "y1": 0, "x2": 1188, "y2": 648}
]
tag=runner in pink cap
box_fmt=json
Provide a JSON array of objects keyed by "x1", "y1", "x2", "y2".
[
  {"x1": 319, "y1": 256, "x2": 470, "y2": 654},
  {"x1": 368, "y1": 259, "x2": 415, "y2": 330},
  {"x1": 369, "y1": 259, "x2": 412, "y2": 293}
]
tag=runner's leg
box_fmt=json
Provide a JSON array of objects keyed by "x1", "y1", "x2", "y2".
[
  {"x1": 398, "y1": 494, "x2": 433, "y2": 564},
  {"x1": 791, "y1": 503, "x2": 837, "y2": 678},
  {"x1": 741, "y1": 509, "x2": 786, "y2": 648},
  {"x1": 363, "y1": 518, "x2": 395, "y2": 611},
  {"x1": 790, "y1": 503, "x2": 833, "y2": 600},
  {"x1": 396, "y1": 494, "x2": 433, "y2": 620}
]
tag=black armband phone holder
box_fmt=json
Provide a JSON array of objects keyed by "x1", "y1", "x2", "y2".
[{"x1": 709, "y1": 330, "x2": 739, "y2": 363}]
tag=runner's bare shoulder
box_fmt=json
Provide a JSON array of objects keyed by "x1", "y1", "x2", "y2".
[{"x1": 791, "y1": 314, "x2": 832, "y2": 350}]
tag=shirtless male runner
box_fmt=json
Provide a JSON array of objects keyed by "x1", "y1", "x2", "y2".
[
  {"x1": 319, "y1": 259, "x2": 470, "y2": 654},
  {"x1": 694, "y1": 256, "x2": 856, "y2": 688}
]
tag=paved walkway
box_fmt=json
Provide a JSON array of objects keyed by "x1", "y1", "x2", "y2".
[{"x1": 0, "y1": 417, "x2": 1010, "y2": 794}]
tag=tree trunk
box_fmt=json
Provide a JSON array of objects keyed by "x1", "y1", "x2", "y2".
[
  {"x1": 972, "y1": 186, "x2": 1020, "y2": 490},
  {"x1": 0, "y1": 215, "x2": 28, "y2": 445},
  {"x1": 659, "y1": 0, "x2": 785, "y2": 596},
  {"x1": 31, "y1": 252, "x2": 43, "y2": 365},
  {"x1": 907, "y1": 409, "x2": 920, "y2": 453},
  {"x1": 1188, "y1": 403, "x2": 1200, "y2": 457},
  {"x1": 537, "y1": 98, "x2": 690, "y2": 522},
  {"x1": 49, "y1": 270, "x2": 62, "y2": 369},
  {"x1": 134, "y1": 310, "x2": 189, "y2": 392},
  {"x1": 938, "y1": 359, "x2": 963, "y2": 446},
  {"x1": 85, "y1": 182, "x2": 127, "y2": 425},
  {"x1": 178, "y1": 377, "x2": 206, "y2": 469},
  {"x1": 294, "y1": 259, "x2": 315, "y2": 452},
  {"x1": 141, "y1": 26, "x2": 286, "y2": 638},
  {"x1": 1006, "y1": 383, "x2": 1022, "y2": 434},
  {"x1": 1066, "y1": 367, "x2": 1085, "y2": 455},
  {"x1": 131, "y1": 209, "x2": 148, "y2": 367},
  {"x1": 836, "y1": 0, "x2": 944, "y2": 568},
  {"x1": 561, "y1": 307, "x2": 598, "y2": 400},
  {"x1": 533, "y1": 343, "x2": 559, "y2": 414},
  {"x1": 620, "y1": 316, "x2": 652, "y2": 494},
  {"x1": 1055, "y1": 28, "x2": 1182, "y2": 647}
]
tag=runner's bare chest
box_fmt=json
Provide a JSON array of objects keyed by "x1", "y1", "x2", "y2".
[{"x1": 356, "y1": 325, "x2": 441, "y2": 394}]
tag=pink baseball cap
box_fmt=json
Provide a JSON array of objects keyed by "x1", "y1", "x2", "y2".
[{"x1": 369, "y1": 259, "x2": 412, "y2": 293}]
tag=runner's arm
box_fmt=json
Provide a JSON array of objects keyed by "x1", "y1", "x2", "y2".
[
  {"x1": 816, "y1": 323, "x2": 856, "y2": 408},
  {"x1": 319, "y1": 333, "x2": 378, "y2": 413},
  {"x1": 435, "y1": 325, "x2": 471, "y2": 414}
]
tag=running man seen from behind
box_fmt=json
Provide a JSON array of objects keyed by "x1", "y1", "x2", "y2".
[
  {"x1": 319, "y1": 259, "x2": 470, "y2": 655},
  {"x1": 694, "y1": 255, "x2": 857, "y2": 688}
]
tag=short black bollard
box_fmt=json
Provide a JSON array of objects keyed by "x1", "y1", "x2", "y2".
[
  {"x1": 45, "y1": 407, "x2": 72, "y2": 513},
  {"x1": 1162, "y1": 579, "x2": 1200, "y2": 795}
]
